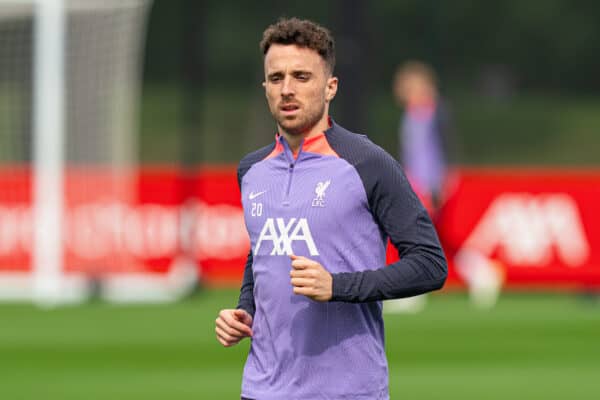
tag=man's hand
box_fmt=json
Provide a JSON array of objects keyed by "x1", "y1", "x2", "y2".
[
  {"x1": 215, "y1": 309, "x2": 253, "y2": 347},
  {"x1": 289, "y1": 254, "x2": 333, "y2": 302}
]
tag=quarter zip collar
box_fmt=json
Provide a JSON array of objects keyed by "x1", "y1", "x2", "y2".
[
  {"x1": 273, "y1": 118, "x2": 338, "y2": 161},
  {"x1": 277, "y1": 134, "x2": 303, "y2": 163}
]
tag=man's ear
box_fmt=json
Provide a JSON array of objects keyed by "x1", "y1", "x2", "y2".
[{"x1": 325, "y1": 76, "x2": 338, "y2": 102}]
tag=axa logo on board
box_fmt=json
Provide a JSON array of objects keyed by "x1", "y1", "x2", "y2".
[
  {"x1": 254, "y1": 218, "x2": 319, "y2": 256},
  {"x1": 462, "y1": 193, "x2": 590, "y2": 267}
]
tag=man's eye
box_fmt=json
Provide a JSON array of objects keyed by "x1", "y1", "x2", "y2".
[
  {"x1": 270, "y1": 76, "x2": 282, "y2": 83},
  {"x1": 296, "y1": 74, "x2": 309, "y2": 81}
]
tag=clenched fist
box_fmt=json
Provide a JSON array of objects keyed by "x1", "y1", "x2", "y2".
[
  {"x1": 215, "y1": 308, "x2": 253, "y2": 347},
  {"x1": 289, "y1": 254, "x2": 333, "y2": 302}
]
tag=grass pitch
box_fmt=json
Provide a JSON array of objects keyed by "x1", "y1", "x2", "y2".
[{"x1": 1, "y1": 289, "x2": 599, "y2": 399}]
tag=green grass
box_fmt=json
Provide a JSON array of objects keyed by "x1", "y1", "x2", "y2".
[{"x1": 1, "y1": 290, "x2": 599, "y2": 399}]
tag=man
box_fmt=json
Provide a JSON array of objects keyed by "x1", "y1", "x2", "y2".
[
  {"x1": 393, "y1": 61, "x2": 452, "y2": 211},
  {"x1": 215, "y1": 18, "x2": 447, "y2": 400}
]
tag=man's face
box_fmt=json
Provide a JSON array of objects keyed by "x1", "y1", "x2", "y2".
[
  {"x1": 396, "y1": 74, "x2": 435, "y2": 106},
  {"x1": 263, "y1": 44, "x2": 337, "y2": 136}
]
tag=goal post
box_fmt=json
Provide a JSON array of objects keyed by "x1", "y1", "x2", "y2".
[{"x1": 32, "y1": 0, "x2": 66, "y2": 306}]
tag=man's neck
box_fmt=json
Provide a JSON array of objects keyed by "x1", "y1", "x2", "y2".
[{"x1": 279, "y1": 117, "x2": 330, "y2": 154}]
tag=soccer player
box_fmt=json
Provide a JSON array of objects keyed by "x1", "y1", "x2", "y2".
[{"x1": 215, "y1": 18, "x2": 447, "y2": 400}]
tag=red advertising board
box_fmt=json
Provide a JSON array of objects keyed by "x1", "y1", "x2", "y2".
[
  {"x1": 0, "y1": 165, "x2": 599, "y2": 296},
  {"x1": 437, "y1": 168, "x2": 600, "y2": 289}
]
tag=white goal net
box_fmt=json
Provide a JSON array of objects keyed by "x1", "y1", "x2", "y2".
[{"x1": 0, "y1": 0, "x2": 153, "y2": 304}]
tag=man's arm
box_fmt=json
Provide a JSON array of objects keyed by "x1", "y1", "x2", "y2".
[
  {"x1": 330, "y1": 215, "x2": 447, "y2": 302},
  {"x1": 330, "y1": 145, "x2": 447, "y2": 303},
  {"x1": 236, "y1": 250, "x2": 256, "y2": 316}
]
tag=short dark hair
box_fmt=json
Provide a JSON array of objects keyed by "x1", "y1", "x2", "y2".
[{"x1": 260, "y1": 17, "x2": 335, "y2": 74}]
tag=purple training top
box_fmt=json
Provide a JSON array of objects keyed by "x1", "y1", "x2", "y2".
[
  {"x1": 400, "y1": 104, "x2": 447, "y2": 196},
  {"x1": 236, "y1": 120, "x2": 447, "y2": 400}
]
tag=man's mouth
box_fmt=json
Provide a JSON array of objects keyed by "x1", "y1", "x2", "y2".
[{"x1": 280, "y1": 104, "x2": 300, "y2": 113}]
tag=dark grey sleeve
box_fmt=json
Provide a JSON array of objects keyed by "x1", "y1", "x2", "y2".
[
  {"x1": 236, "y1": 250, "x2": 255, "y2": 317},
  {"x1": 329, "y1": 134, "x2": 447, "y2": 302}
]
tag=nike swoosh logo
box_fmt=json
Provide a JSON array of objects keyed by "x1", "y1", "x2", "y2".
[{"x1": 249, "y1": 190, "x2": 267, "y2": 200}]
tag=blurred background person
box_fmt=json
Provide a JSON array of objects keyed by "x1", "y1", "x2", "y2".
[{"x1": 393, "y1": 61, "x2": 452, "y2": 215}]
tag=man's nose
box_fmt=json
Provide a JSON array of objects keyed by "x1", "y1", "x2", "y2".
[{"x1": 281, "y1": 76, "x2": 295, "y2": 97}]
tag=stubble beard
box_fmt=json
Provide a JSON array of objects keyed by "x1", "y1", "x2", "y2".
[{"x1": 275, "y1": 102, "x2": 326, "y2": 136}]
